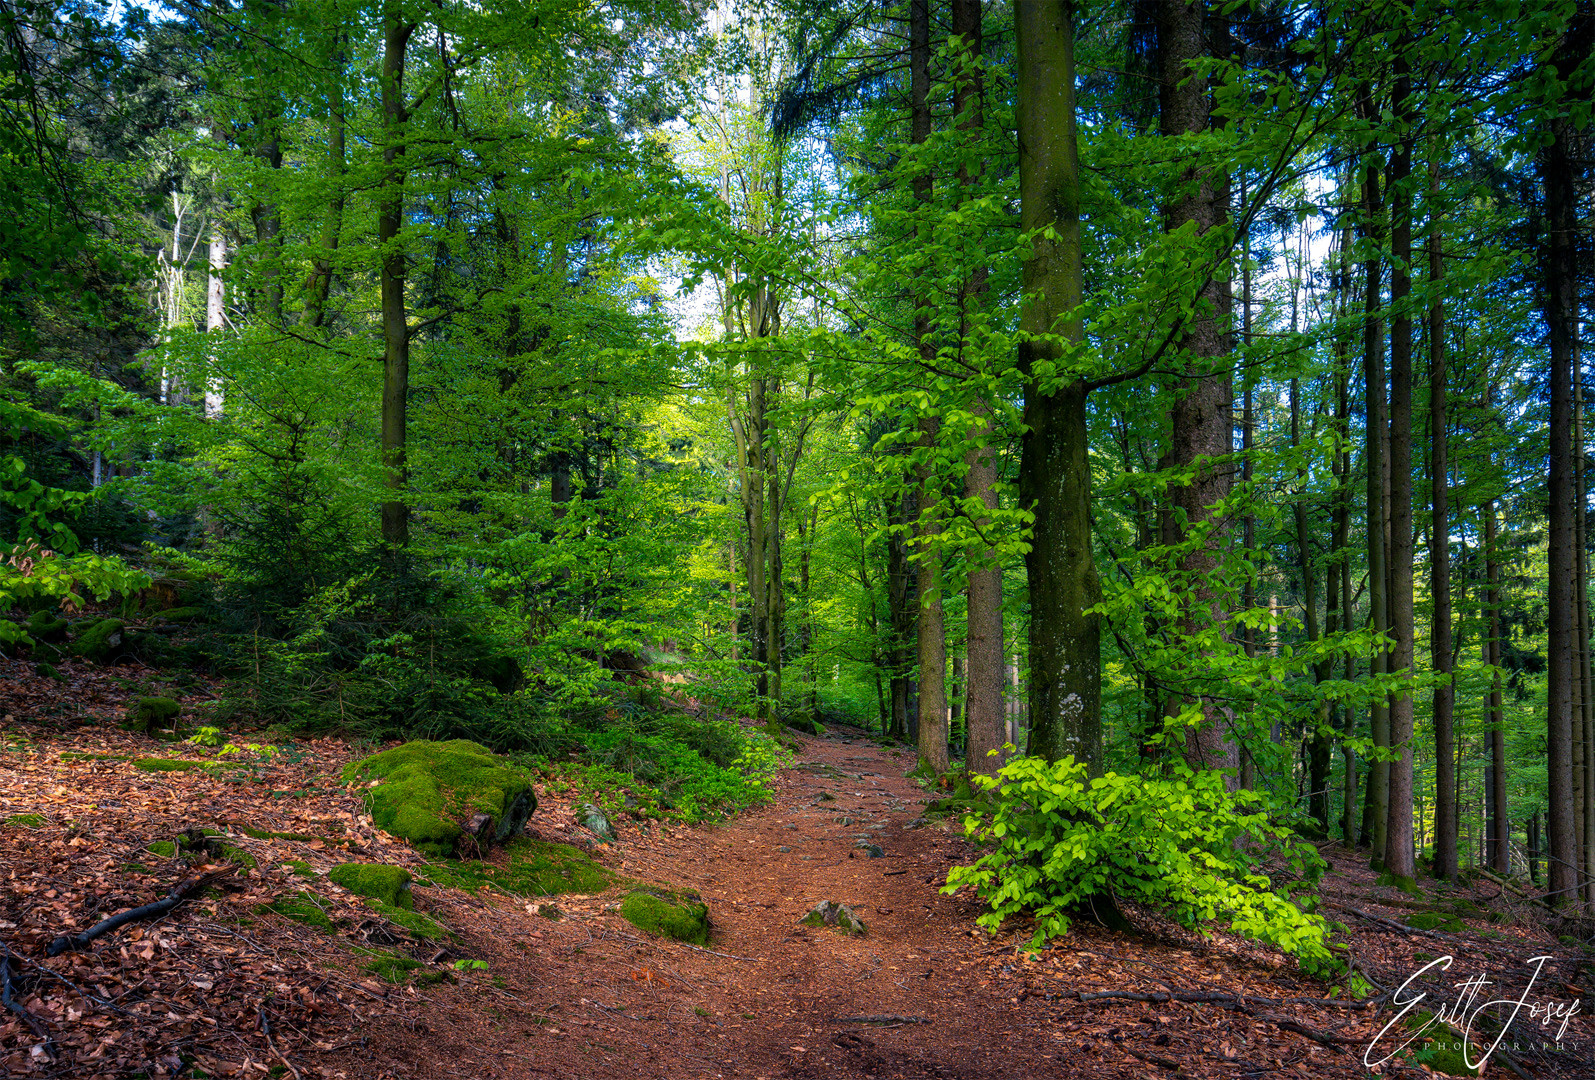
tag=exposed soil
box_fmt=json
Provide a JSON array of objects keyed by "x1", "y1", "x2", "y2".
[{"x1": 2, "y1": 662, "x2": 1594, "y2": 1080}]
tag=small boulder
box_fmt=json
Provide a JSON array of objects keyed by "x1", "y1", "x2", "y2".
[
  {"x1": 801, "y1": 900, "x2": 866, "y2": 936},
  {"x1": 855, "y1": 842, "x2": 885, "y2": 858},
  {"x1": 619, "y1": 887, "x2": 710, "y2": 945},
  {"x1": 26, "y1": 611, "x2": 67, "y2": 643},
  {"x1": 341, "y1": 740, "x2": 536, "y2": 858},
  {"x1": 152, "y1": 606, "x2": 203, "y2": 623},
  {"x1": 127, "y1": 697, "x2": 181, "y2": 734},
  {"x1": 579, "y1": 803, "x2": 617, "y2": 843},
  {"x1": 71, "y1": 618, "x2": 125, "y2": 661},
  {"x1": 329, "y1": 863, "x2": 414, "y2": 910}
]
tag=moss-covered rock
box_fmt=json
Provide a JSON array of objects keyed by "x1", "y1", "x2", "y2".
[
  {"x1": 147, "y1": 840, "x2": 177, "y2": 857},
  {"x1": 153, "y1": 606, "x2": 204, "y2": 623},
  {"x1": 342, "y1": 740, "x2": 536, "y2": 857},
  {"x1": 70, "y1": 618, "x2": 125, "y2": 661},
  {"x1": 4, "y1": 813, "x2": 44, "y2": 828},
  {"x1": 1406, "y1": 912, "x2": 1465, "y2": 933},
  {"x1": 419, "y1": 838, "x2": 615, "y2": 897},
  {"x1": 800, "y1": 900, "x2": 866, "y2": 935},
  {"x1": 329, "y1": 863, "x2": 414, "y2": 909},
  {"x1": 26, "y1": 611, "x2": 67, "y2": 642},
  {"x1": 127, "y1": 697, "x2": 181, "y2": 734},
  {"x1": 33, "y1": 662, "x2": 63, "y2": 680},
  {"x1": 619, "y1": 887, "x2": 710, "y2": 946},
  {"x1": 133, "y1": 757, "x2": 206, "y2": 773},
  {"x1": 259, "y1": 890, "x2": 334, "y2": 931}
]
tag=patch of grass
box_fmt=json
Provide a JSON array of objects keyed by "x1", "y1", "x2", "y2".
[
  {"x1": 133, "y1": 758, "x2": 208, "y2": 773},
  {"x1": 259, "y1": 891, "x2": 335, "y2": 931},
  {"x1": 420, "y1": 838, "x2": 617, "y2": 898},
  {"x1": 4, "y1": 813, "x2": 44, "y2": 828}
]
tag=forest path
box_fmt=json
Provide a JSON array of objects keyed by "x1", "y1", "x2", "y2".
[
  {"x1": 384, "y1": 727, "x2": 1373, "y2": 1080},
  {"x1": 380, "y1": 726, "x2": 1094, "y2": 1080}
]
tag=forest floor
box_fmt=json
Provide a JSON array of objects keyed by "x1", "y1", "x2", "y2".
[{"x1": 2, "y1": 657, "x2": 1594, "y2": 1079}]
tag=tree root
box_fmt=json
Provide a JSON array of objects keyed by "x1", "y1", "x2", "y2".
[
  {"x1": 47, "y1": 866, "x2": 236, "y2": 957},
  {"x1": 1, "y1": 942, "x2": 55, "y2": 1060}
]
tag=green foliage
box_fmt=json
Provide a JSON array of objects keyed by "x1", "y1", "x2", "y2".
[
  {"x1": 4, "y1": 813, "x2": 44, "y2": 828},
  {"x1": 944, "y1": 756, "x2": 1335, "y2": 971},
  {"x1": 342, "y1": 740, "x2": 536, "y2": 857},
  {"x1": 133, "y1": 758, "x2": 206, "y2": 772}
]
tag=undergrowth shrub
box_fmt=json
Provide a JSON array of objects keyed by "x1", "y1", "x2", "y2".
[{"x1": 944, "y1": 755, "x2": 1336, "y2": 972}]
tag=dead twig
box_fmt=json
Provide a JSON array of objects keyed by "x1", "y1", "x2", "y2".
[{"x1": 259, "y1": 1007, "x2": 305, "y2": 1080}]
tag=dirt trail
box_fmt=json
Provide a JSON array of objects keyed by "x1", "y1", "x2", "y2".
[{"x1": 363, "y1": 728, "x2": 1375, "y2": 1080}]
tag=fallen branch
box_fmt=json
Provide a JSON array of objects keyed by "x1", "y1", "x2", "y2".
[
  {"x1": 831, "y1": 1014, "x2": 930, "y2": 1025},
  {"x1": 1070, "y1": 989, "x2": 1377, "y2": 1012},
  {"x1": 47, "y1": 866, "x2": 237, "y2": 957},
  {"x1": 670, "y1": 941, "x2": 760, "y2": 962},
  {"x1": 1, "y1": 942, "x2": 54, "y2": 1058},
  {"x1": 259, "y1": 1007, "x2": 304, "y2": 1080},
  {"x1": 1326, "y1": 902, "x2": 1458, "y2": 942},
  {"x1": 1122, "y1": 1045, "x2": 1183, "y2": 1071}
]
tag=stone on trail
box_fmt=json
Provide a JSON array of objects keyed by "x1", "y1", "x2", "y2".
[
  {"x1": 579, "y1": 803, "x2": 617, "y2": 843},
  {"x1": 341, "y1": 740, "x2": 536, "y2": 857},
  {"x1": 801, "y1": 901, "x2": 866, "y2": 935},
  {"x1": 620, "y1": 887, "x2": 710, "y2": 945},
  {"x1": 854, "y1": 842, "x2": 885, "y2": 858}
]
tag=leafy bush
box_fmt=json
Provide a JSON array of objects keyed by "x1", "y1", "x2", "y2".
[{"x1": 943, "y1": 755, "x2": 1335, "y2": 971}]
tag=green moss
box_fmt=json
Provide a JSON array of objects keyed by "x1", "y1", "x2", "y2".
[
  {"x1": 133, "y1": 758, "x2": 206, "y2": 773},
  {"x1": 414, "y1": 969, "x2": 454, "y2": 987},
  {"x1": 800, "y1": 900, "x2": 867, "y2": 935},
  {"x1": 4, "y1": 813, "x2": 44, "y2": 828},
  {"x1": 27, "y1": 611, "x2": 67, "y2": 642},
  {"x1": 33, "y1": 663, "x2": 63, "y2": 680},
  {"x1": 285, "y1": 860, "x2": 317, "y2": 878},
  {"x1": 259, "y1": 891, "x2": 334, "y2": 931},
  {"x1": 1406, "y1": 912, "x2": 1464, "y2": 933},
  {"x1": 70, "y1": 618, "x2": 126, "y2": 661},
  {"x1": 147, "y1": 841, "x2": 177, "y2": 857},
  {"x1": 153, "y1": 606, "x2": 203, "y2": 623},
  {"x1": 61, "y1": 752, "x2": 130, "y2": 762},
  {"x1": 127, "y1": 697, "x2": 181, "y2": 734},
  {"x1": 1402, "y1": 1012, "x2": 1482, "y2": 1076},
  {"x1": 236, "y1": 824, "x2": 316, "y2": 841},
  {"x1": 619, "y1": 887, "x2": 710, "y2": 945},
  {"x1": 122, "y1": 861, "x2": 150, "y2": 873},
  {"x1": 342, "y1": 740, "x2": 537, "y2": 857},
  {"x1": 329, "y1": 863, "x2": 413, "y2": 908},
  {"x1": 1376, "y1": 870, "x2": 1424, "y2": 896},
  {"x1": 420, "y1": 839, "x2": 615, "y2": 897},
  {"x1": 362, "y1": 953, "x2": 422, "y2": 984},
  {"x1": 217, "y1": 844, "x2": 257, "y2": 869},
  {"x1": 369, "y1": 901, "x2": 449, "y2": 941}
]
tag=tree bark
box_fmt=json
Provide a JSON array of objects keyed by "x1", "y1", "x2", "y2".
[
  {"x1": 952, "y1": 0, "x2": 1007, "y2": 778},
  {"x1": 306, "y1": 37, "x2": 346, "y2": 331},
  {"x1": 1542, "y1": 17, "x2": 1587, "y2": 902},
  {"x1": 1383, "y1": 55, "x2": 1417, "y2": 881},
  {"x1": 1428, "y1": 153, "x2": 1457, "y2": 880},
  {"x1": 379, "y1": 1, "x2": 415, "y2": 548},
  {"x1": 1357, "y1": 89, "x2": 1389, "y2": 856},
  {"x1": 1016, "y1": 0, "x2": 1100, "y2": 771},
  {"x1": 1156, "y1": 0, "x2": 1237, "y2": 783}
]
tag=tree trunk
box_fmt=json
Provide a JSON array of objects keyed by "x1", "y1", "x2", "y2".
[
  {"x1": 379, "y1": 1, "x2": 415, "y2": 548},
  {"x1": 1486, "y1": 484, "x2": 1507, "y2": 872},
  {"x1": 1357, "y1": 91, "x2": 1389, "y2": 857},
  {"x1": 1015, "y1": 0, "x2": 1100, "y2": 771},
  {"x1": 306, "y1": 38, "x2": 346, "y2": 331},
  {"x1": 1156, "y1": 0, "x2": 1236, "y2": 782},
  {"x1": 1543, "y1": 25, "x2": 1587, "y2": 903},
  {"x1": 205, "y1": 228, "x2": 227, "y2": 419},
  {"x1": 1383, "y1": 56, "x2": 1416, "y2": 882},
  {"x1": 1428, "y1": 154, "x2": 1457, "y2": 880},
  {"x1": 952, "y1": 0, "x2": 1006, "y2": 778}
]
